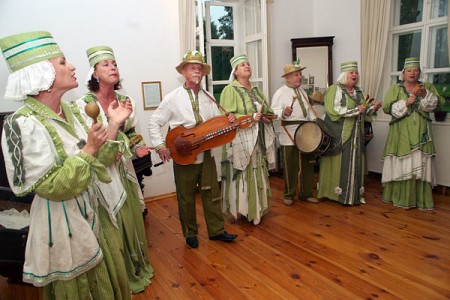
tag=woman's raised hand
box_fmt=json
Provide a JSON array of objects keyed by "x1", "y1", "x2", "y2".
[{"x1": 108, "y1": 98, "x2": 133, "y2": 126}]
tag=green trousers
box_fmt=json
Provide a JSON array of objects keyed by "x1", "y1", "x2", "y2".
[
  {"x1": 173, "y1": 153, "x2": 225, "y2": 238},
  {"x1": 281, "y1": 145, "x2": 315, "y2": 200}
]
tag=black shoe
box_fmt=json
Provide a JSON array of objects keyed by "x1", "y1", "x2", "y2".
[
  {"x1": 142, "y1": 207, "x2": 148, "y2": 218},
  {"x1": 186, "y1": 237, "x2": 199, "y2": 248},
  {"x1": 209, "y1": 231, "x2": 238, "y2": 243}
]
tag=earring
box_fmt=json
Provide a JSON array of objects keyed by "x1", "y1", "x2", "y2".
[{"x1": 96, "y1": 78, "x2": 100, "y2": 83}]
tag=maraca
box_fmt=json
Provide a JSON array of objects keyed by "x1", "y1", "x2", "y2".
[{"x1": 85, "y1": 102, "x2": 100, "y2": 124}]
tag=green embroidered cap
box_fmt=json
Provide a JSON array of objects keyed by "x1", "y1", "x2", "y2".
[
  {"x1": 176, "y1": 50, "x2": 211, "y2": 75},
  {"x1": 86, "y1": 46, "x2": 116, "y2": 67},
  {"x1": 0, "y1": 31, "x2": 64, "y2": 73},
  {"x1": 403, "y1": 57, "x2": 420, "y2": 70},
  {"x1": 230, "y1": 54, "x2": 248, "y2": 69},
  {"x1": 282, "y1": 59, "x2": 306, "y2": 77},
  {"x1": 0, "y1": 31, "x2": 65, "y2": 100},
  {"x1": 340, "y1": 61, "x2": 358, "y2": 72}
]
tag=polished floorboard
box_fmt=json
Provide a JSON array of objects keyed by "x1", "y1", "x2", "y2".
[{"x1": 1, "y1": 173, "x2": 449, "y2": 299}]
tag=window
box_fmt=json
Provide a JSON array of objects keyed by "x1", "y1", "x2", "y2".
[
  {"x1": 195, "y1": 0, "x2": 269, "y2": 100},
  {"x1": 388, "y1": 0, "x2": 449, "y2": 113}
]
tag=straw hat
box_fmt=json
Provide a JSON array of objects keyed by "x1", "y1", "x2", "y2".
[
  {"x1": 281, "y1": 59, "x2": 306, "y2": 77},
  {"x1": 176, "y1": 50, "x2": 210, "y2": 75}
]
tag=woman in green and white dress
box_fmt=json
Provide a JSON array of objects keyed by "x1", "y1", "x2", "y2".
[
  {"x1": 0, "y1": 31, "x2": 132, "y2": 299},
  {"x1": 220, "y1": 54, "x2": 275, "y2": 225},
  {"x1": 76, "y1": 46, "x2": 154, "y2": 293},
  {"x1": 318, "y1": 61, "x2": 381, "y2": 206},
  {"x1": 381, "y1": 57, "x2": 444, "y2": 210}
]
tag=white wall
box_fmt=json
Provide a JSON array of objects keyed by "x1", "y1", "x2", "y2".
[
  {"x1": 0, "y1": 0, "x2": 180, "y2": 197},
  {"x1": 268, "y1": 0, "x2": 360, "y2": 97}
]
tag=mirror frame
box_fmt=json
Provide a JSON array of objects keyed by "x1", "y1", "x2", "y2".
[{"x1": 291, "y1": 36, "x2": 334, "y2": 87}]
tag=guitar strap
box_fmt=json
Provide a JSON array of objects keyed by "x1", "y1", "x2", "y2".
[{"x1": 201, "y1": 89, "x2": 230, "y2": 114}]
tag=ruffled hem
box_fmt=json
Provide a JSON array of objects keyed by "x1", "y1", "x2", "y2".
[
  {"x1": 382, "y1": 149, "x2": 435, "y2": 185},
  {"x1": 23, "y1": 248, "x2": 103, "y2": 287},
  {"x1": 0, "y1": 208, "x2": 30, "y2": 230},
  {"x1": 4, "y1": 61, "x2": 55, "y2": 101}
]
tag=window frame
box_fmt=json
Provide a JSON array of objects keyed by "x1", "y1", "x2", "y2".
[
  {"x1": 195, "y1": 0, "x2": 269, "y2": 99},
  {"x1": 387, "y1": 0, "x2": 449, "y2": 83}
]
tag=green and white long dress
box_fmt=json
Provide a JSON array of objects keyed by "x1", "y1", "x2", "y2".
[
  {"x1": 1, "y1": 97, "x2": 130, "y2": 299},
  {"x1": 381, "y1": 82, "x2": 444, "y2": 210},
  {"x1": 77, "y1": 92, "x2": 154, "y2": 293},
  {"x1": 318, "y1": 84, "x2": 376, "y2": 205},
  {"x1": 220, "y1": 80, "x2": 275, "y2": 225}
]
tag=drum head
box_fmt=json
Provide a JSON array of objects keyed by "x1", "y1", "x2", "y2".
[{"x1": 294, "y1": 122, "x2": 322, "y2": 153}]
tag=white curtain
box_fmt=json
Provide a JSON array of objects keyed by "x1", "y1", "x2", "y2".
[
  {"x1": 178, "y1": 0, "x2": 196, "y2": 57},
  {"x1": 360, "y1": 0, "x2": 391, "y2": 99}
]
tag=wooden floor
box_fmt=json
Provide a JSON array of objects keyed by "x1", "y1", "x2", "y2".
[{"x1": 1, "y1": 174, "x2": 450, "y2": 299}]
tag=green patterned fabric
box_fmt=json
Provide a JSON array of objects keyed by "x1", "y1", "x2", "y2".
[
  {"x1": 86, "y1": 46, "x2": 116, "y2": 67},
  {"x1": 0, "y1": 31, "x2": 63, "y2": 72},
  {"x1": 340, "y1": 61, "x2": 358, "y2": 72}
]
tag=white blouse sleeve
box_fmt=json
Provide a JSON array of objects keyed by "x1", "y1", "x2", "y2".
[
  {"x1": 391, "y1": 99, "x2": 408, "y2": 118},
  {"x1": 419, "y1": 90, "x2": 439, "y2": 112}
]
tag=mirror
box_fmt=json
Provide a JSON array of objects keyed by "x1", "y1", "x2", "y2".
[{"x1": 291, "y1": 36, "x2": 334, "y2": 99}]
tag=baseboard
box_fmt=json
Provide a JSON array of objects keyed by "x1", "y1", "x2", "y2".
[{"x1": 144, "y1": 192, "x2": 176, "y2": 203}]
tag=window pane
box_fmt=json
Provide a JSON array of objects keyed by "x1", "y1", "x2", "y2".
[
  {"x1": 245, "y1": 0, "x2": 262, "y2": 35},
  {"x1": 211, "y1": 46, "x2": 234, "y2": 81},
  {"x1": 431, "y1": 73, "x2": 450, "y2": 112},
  {"x1": 246, "y1": 40, "x2": 262, "y2": 78},
  {"x1": 250, "y1": 81, "x2": 263, "y2": 91},
  {"x1": 394, "y1": 31, "x2": 422, "y2": 71},
  {"x1": 213, "y1": 84, "x2": 227, "y2": 102},
  {"x1": 196, "y1": 33, "x2": 200, "y2": 51},
  {"x1": 209, "y1": 6, "x2": 234, "y2": 40},
  {"x1": 430, "y1": 26, "x2": 449, "y2": 68},
  {"x1": 195, "y1": 0, "x2": 199, "y2": 28},
  {"x1": 431, "y1": 0, "x2": 448, "y2": 19},
  {"x1": 394, "y1": 0, "x2": 424, "y2": 26}
]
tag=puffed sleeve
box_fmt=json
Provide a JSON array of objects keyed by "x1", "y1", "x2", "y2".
[
  {"x1": 2, "y1": 114, "x2": 111, "y2": 200},
  {"x1": 95, "y1": 141, "x2": 120, "y2": 167},
  {"x1": 34, "y1": 153, "x2": 111, "y2": 200},
  {"x1": 420, "y1": 83, "x2": 445, "y2": 112}
]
